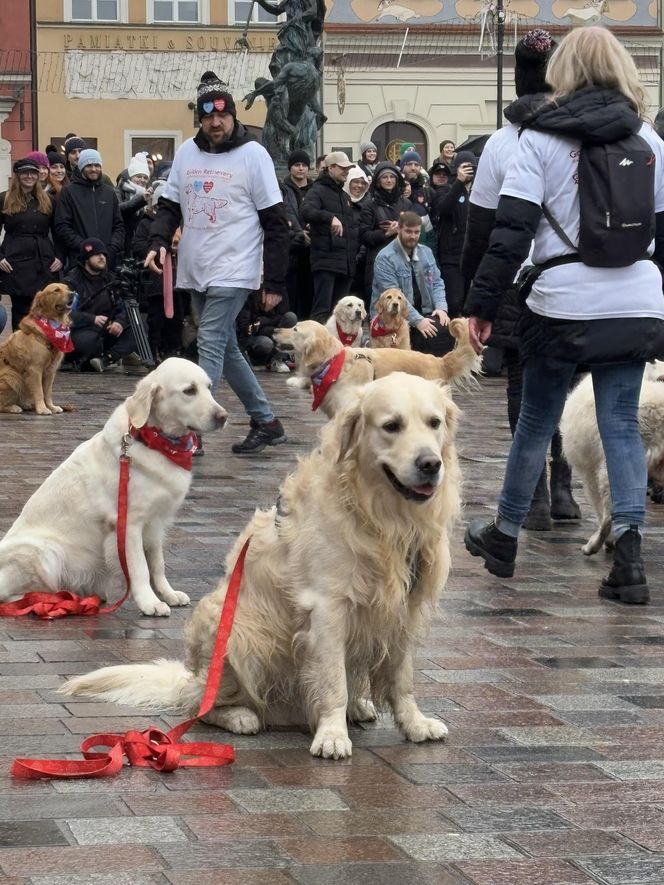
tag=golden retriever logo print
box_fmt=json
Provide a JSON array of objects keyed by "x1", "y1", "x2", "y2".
[{"x1": 184, "y1": 182, "x2": 228, "y2": 223}]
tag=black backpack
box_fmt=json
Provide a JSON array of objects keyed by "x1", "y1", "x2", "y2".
[{"x1": 543, "y1": 133, "x2": 656, "y2": 268}]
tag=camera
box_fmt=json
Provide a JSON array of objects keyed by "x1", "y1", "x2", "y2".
[
  {"x1": 108, "y1": 257, "x2": 155, "y2": 367},
  {"x1": 112, "y1": 256, "x2": 144, "y2": 299}
]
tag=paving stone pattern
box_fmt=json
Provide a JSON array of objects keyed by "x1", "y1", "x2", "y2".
[{"x1": 1, "y1": 365, "x2": 664, "y2": 884}]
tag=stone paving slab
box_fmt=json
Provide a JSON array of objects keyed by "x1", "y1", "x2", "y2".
[{"x1": 1, "y1": 368, "x2": 664, "y2": 882}]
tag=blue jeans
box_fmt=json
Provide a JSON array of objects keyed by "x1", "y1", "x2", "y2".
[
  {"x1": 191, "y1": 287, "x2": 273, "y2": 424},
  {"x1": 0, "y1": 303, "x2": 7, "y2": 336},
  {"x1": 497, "y1": 356, "x2": 646, "y2": 537}
]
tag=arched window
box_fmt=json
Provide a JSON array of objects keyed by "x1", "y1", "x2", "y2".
[{"x1": 370, "y1": 121, "x2": 427, "y2": 167}]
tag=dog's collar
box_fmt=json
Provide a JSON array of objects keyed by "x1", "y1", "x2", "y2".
[
  {"x1": 311, "y1": 349, "x2": 347, "y2": 411},
  {"x1": 335, "y1": 321, "x2": 357, "y2": 347},
  {"x1": 129, "y1": 423, "x2": 198, "y2": 470},
  {"x1": 370, "y1": 315, "x2": 400, "y2": 347},
  {"x1": 30, "y1": 316, "x2": 73, "y2": 354}
]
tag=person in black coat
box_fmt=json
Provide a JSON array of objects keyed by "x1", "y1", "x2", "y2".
[
  {"x1": 359, "y1": 162, "x2": 412, "y2": 303},
  {"x1": 282, "y1": 149, "x2": 314, "y2": 318},
  {"x1": 54, "y1": 149, "x2": 125, "y2": 270},
  {"x1": 0, "y1": 158, "x2": 64, "y2": 330},
  {"x1": 301, "y1": 152, "x2": 360, "y2": 322}
]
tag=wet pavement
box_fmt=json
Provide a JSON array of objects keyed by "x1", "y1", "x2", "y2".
[{"x1": 1, "y1": 363, "x2": 664, "y2": 884}]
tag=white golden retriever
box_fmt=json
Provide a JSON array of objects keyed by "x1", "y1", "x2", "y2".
[
  {"x1": 0, "y1": 359, "x2": 227, "y2": 616},
  {"x1": 560, "y1": 366, "x2": 664, "y2": 556},
  {"x1": 62, "y1": 373, "x2": 461, "y2": 759},
  {"x1": 325, "y1": 295, "x2": 366, "y2": 348}
]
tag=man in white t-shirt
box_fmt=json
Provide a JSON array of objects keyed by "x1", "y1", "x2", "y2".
[{"x1": 146, "y1": 71, "x2": 290, "y2": 455}]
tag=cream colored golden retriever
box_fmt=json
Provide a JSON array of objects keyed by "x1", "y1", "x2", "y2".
[
  {"x1": 0, "y1": 359, "x2": 227, "y2": 616},
  {"x1": 0, "y1": 283, "x2": 72, "y2": 415},
  {"x1": 560, "y1": 369, "x2": 664, "y2": 556},
  {"x1": 325, "y1": 295, "x2": 366, "y2": 347},
  {"x1": 61, "y1": 373, "x2": 461, "y2": 759},
  {"x1": 276, "y1": 317, "x2": 481, "y2": 418},
  {"x1": 371, "y1": 288, "x2": 411, "y2": 350}
]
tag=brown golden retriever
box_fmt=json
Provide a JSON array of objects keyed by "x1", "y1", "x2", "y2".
[
  {"x1": 62, "y1": 373, "x2": 461, "y2": 758},
  {"x1": 370, "y1": 288, "x2": 410, "y2": 350},
  {"x1": 0, "y1": 283, "x2": 73, "y2": 415},
  {"x1": 275, "y1": 317, "x2": 481, "y2": 418}
]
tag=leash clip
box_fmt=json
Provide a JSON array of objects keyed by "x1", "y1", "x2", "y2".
[{"x1": 121, "y1": 432, "x2": 133, "y2": 458}]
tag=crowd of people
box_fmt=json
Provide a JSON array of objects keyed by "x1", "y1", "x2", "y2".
[{"x1": 2, "y1": 27, "x2": 664, "y2": 603}]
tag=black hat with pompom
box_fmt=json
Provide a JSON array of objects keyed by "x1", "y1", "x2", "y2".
[
  {"x1": 196, "y1": 71, "x2": 236, "y2": 120},
  {"x1": 514, "y1": 29, "x2": 556, "y2": 98}
]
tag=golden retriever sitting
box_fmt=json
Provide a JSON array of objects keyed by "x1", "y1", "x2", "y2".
[
  {"x1": 62, "y1": 373, "x2": 461, "y2": 759},
  {"x1": 0, "y1": 283, "x2": 73, "y2": 415},
  {"x1": 560, "y1": 369, "x2": 664, "y2": 556},
  {"x1": 371, "y1": 288, "x2": 411, "y2": 350},
  {"x1": 0, "y1": 359, "x2": 227, "y2": 616},
  {"x1": 276, "y1": 317, "x2": 481, "y2": 418},
  {"x1": 325, "y1": 295, "x2": 366, "y2": 347}
]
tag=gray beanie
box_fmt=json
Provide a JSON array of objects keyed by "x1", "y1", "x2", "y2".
[
  {"x1": 360, "y1": 142, "x2": 377, "y2": 156},
  {"x1": 78, "y1": 148, "x2": 102, "y2": 171}
]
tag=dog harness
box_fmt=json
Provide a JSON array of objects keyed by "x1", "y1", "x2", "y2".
[
  {"x1": 29, "y1": 316, "x2": 74, "y2": 353},
  {"x1": 310, "y1": 349, "x2": 347, "y2": 411},
  {"x1": 370, "y1": 315, "x2": 399, "y2": 348},
  {"x1": 335, "y1": 322, "x2": 357, "y2": 347},
  {"x1": 129, "y1": 423, "x2": 198, "y2": 470}
]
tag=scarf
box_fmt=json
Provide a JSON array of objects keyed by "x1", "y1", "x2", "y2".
[
  {"x1": 129, "y1": 424, "x2": 198, "y2": 470},
  {"x1": 336, "y1": 322, "x2": 357, "y2": 347},
  {"x1": 311, "y1": 350, "x2": 347, "y2": 411},
  {"x1": 31, "y1": 316, "x2": 73, "y2": 353}
]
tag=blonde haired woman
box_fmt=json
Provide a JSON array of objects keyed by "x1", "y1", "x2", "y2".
[
  {"x1": 0, "y1": 158, "x2": 63, "y2": 329},
  {"x1": 464, "y1": 27, "x2": 664, "y2": 605}
]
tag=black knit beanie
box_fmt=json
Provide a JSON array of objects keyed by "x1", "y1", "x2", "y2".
[
  {"x1": 197, "y1": 71, "x2": 236, "y2": 120},
  {"x1": 514, "y1": 29, "x2": 556, "y2": 98},
  {"x1": 287, "y1": 150, "x2": 311, "y2": 169}
]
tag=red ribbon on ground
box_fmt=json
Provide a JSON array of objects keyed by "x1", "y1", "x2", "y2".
[{"x1": 11, "y1": 536, "x2": 250, "y2": 779}]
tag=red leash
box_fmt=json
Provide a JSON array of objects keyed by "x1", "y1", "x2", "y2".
[
  {"x1": 0, "y1": 445, "x2": 133, "y2": 620},
  {"x1": 11, "y1": 537, "x2": 250, "y2": 779}
]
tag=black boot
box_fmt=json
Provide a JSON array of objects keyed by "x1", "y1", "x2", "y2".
[
  {"x1": 464, "y1": 519, "x2": 518, "y2": 578},
  {"x1": 523, "y1": 468, "x2": 552, "y2": 532},
  {"x1": 550, "y1": 456, "x2": 582, "y2": 521},
  {"x1": 599, "y1": 526, "x2": 649, "y2": 605}
]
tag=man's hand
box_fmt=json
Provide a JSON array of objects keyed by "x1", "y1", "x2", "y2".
[
  {"x1": 468, "y1": 315, "x2": 491, "y2": 354},
  {"x1": 94, "y1": 315, "x2": 108, "y2": 327},
  {"x1": 330, "y1": 216, "x2": 343, "y2": 237},
  {"x1": 416, "y1": 316, "x2": 438, "y2": 338},
  {"x1": 262, "y1": 291, "x2": 282, "y2": 311},
  {"x1": 145, "y1": 246, "x2": 167, "y2": 275},
  {"x1": 107, "y1": 321, "x2": 123, "y2": 337},
  {"x1": 432, "y1": 309, "x2": 450, "y2": 327},
  {"x1": 49, "y1": 258, "x2": 63, "y2": 273},
  {"x1": 384, "y1": 220, "x2": 399, "y2": 237},
  {"x1": 0, "y1": 258, "x2": 13, "y2": 273},
  {"x1": 456, "y1": 162, "x2": 475, "y2": 184}
]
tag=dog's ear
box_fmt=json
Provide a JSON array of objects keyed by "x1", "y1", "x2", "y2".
[
  {"x1": 360, "y1": 302, "x2": 367, "y2": 320},
  {"x1": 399, "y1": 294, "x2": 409, "y2": 320},
  {"x1": 434, "y1": 382, "x2": 460, "y2": 443},
  {"x1": 126, "y1": 377, "x2": 160, "y2": 428},
  {"x1": 31, "y1": 287, "x2": 46, "y2": 315},
  {"x1": 332, "y1": 396, "x2": 364, "y2": 462}
]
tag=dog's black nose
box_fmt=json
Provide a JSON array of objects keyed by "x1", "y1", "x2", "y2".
[
  {"x1": 354, "y1": 310, "x2": 362, "y2": 318},
  {"x1": 215, "y1": 410, "x2": 228, "y2": 428},
  {"x1": 415, "y1": 453, "x2": 442, "y2": 476}
]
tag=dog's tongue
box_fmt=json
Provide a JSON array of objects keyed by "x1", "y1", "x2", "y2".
[{"x1": 411, "y1": 483, "x2": 435, "y2": 497}]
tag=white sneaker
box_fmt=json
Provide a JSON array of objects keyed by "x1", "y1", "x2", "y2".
[
  {"x1": 89, "y1": 357, "x2": 104, "y2": 373},
  {"x1": 268, "y1": 360, "x2": 290, "y2": 374}
]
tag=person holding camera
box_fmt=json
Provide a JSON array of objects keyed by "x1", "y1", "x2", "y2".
[
  {"x1": 430, "y1": 150, "x2": 476, "y2": 318},
  {"x1": 63, "y1": 237, "x2": 138, "y2": 372}
]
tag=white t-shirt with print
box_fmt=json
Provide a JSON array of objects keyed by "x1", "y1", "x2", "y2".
[
  {"x1": 161, "y1": 137, "x2": 282, "y2": 292},
  {"x1": 500, "y1": 122, "x2": 664, "y2": 321}
]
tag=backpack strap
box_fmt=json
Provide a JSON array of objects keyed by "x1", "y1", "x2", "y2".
[{"x1": 541, "y1": 203, "x2": 577, "y2": 253}]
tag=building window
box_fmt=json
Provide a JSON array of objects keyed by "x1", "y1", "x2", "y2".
[
  {"x1": 67, "y1": 0, "x2": 122, "y2": 20},
  {"x1": 150, "y1": 0, "x2": 205, "y2": 22},
  {"x1": 232, "y1": 0, "x2": 282, "y2": 25},
  {"x1": 124, "y1": 131, "x2": 182, "y2": 170}
]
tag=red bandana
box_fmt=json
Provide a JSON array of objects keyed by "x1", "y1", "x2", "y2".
[
  {"x1": 311, "y1": 349, "x2": 346, "y2": 411},
  {"x1": 129, "y1": 424, "x2": 198, "y2": 470},
  {"x1": 336, "y1": 321, "x2": 357, "y2": 347},
  {"x1": 370, "y1": 315, "x2": 401, "y2": 347},
  {"x1": 31, "y1": 316, "x2": 74, "y2": 353}
]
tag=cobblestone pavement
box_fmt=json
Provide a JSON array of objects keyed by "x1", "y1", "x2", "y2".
[{"x1": 1, "y1": 364, "x2": 664, "y2": 885}]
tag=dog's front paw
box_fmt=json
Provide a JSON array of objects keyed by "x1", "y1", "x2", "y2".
[
  {"x1": 171, "y1": 591, "x2": 190, "y2": 606},
  {"x1": 402, "y1": 716, "x2": 448, "y2": 744},
  {"x1": 49, "y1": 405, "x2": 63, "y2": 414},
  {"x1": 35, "y1": 406, "x2": 52, "y2": 416},
  {"x1": 138, "y1": 598, "x2": 171, "y2": 617},
  {"x1": 286, "y1": 376, "x2": 309, "y2": 390},
  {"x1": 582, "y1": 536, "x2": 602, "y2": 556},
  {"x1": 348, "y1": 697, "x2": 377, "y2": 722},
  {"x1": 4, "y1": 405, "x2": 23, "y2": 414},
  {"x1": 156, "y1": 585, "x2": 190, "y2": 607},
  {"x1": 204, "y1": 705, "x2": 261, "y2": 734},
  {"x1": 310, "y1": 727, "x2": 353, "y2": 760}
]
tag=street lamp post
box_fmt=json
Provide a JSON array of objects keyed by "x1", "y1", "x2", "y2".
[{"x1": 495, "y1": 0, "x2": 506, "y2": 130}]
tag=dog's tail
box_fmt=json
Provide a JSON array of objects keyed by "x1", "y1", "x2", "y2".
[
  {"x1": 59, "y1": 659, "x2": 201, "y2": 713},
  {"x1": 440, "y1": 318, "x2": 483, "y2": 387}
]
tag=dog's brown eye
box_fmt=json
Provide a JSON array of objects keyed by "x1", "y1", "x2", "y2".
[
  {"x1": 183, "y1": 386, "x2": 196, "y2": 396},
  {"x1": 429, "y1": 417, "x2": 442, "y2": 429},
  {"x1": 383, "y1": 420, "x2": 401, "y2": 433}
]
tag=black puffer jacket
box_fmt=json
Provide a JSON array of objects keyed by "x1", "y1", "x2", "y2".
[
  {"x1": 359, "y1": 162, "x2": 412, "y2": 289},
  {"x1": 54, "y1": 166, "x2": 125, "y2": 269},
  {"x1": 281, "y1": 174, "x2": 310, "y2": 248},
  {"x1": 301, "y1": 171, "x2": 359, "y2": 275},
  {"x1": 0, "y1": 193, "x2": 61, "y2": 302}
]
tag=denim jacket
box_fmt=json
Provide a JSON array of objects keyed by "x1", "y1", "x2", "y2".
[{"x1": 371, "y1": 237, "x2": 447, "y2": 326}]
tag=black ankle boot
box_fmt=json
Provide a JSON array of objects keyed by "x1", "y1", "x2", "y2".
[
  {"x1": 523, "y1": 469, "x2": 552, "y2": 532},
  {"x1": 550, "y1": 456, "x2": 582, "y2": 521},
  {"x1": 464, "y1": 519, "x2": 518, "y2": 578},
  {"x1": 599, "y1": 526, "x2": 649, "y2": 605}
]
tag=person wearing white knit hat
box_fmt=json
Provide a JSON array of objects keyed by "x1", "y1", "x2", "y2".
[{"x1": 127, "y1": 151, "x2": 151, "y2": 184}]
